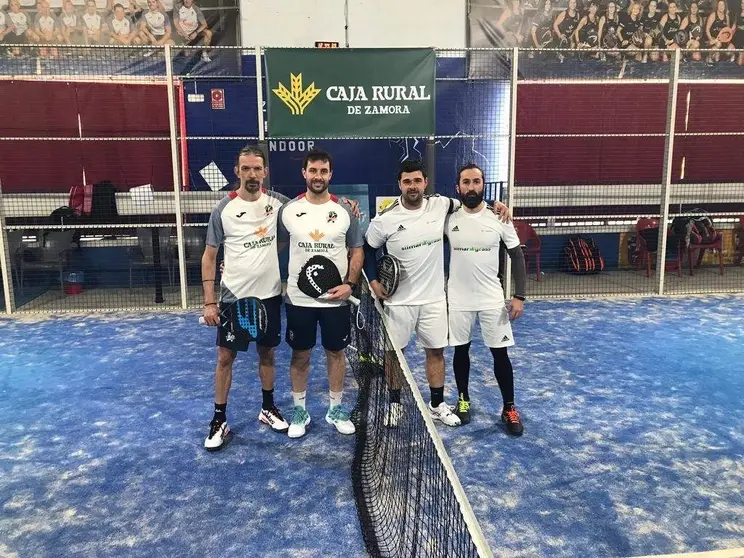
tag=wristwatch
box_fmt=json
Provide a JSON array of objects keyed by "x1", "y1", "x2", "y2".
[
  {"x1": 344, "y1": 280, "x2": 356, "y2": 288},
  {"x1": 513, "y1": 295, "x2": 526, "y2": 302}
]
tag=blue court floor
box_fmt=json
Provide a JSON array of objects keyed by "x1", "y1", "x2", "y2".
[{"x1": 1, "y1": 295, "x2": 743, "y2": 557}]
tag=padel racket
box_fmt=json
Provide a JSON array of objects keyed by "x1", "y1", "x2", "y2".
[
  {"x1": 298, "y1": 255, "x2": 361, "y2": 306},
  {"x1": 376, "y1": 254, "x2": 401, "y2": 297},
  {"x1": 199, "y1": 296, "x2": 268, "y2": 342},
  {"x1": 716, "y1": 27, "x2": 733, "y2": 43}
]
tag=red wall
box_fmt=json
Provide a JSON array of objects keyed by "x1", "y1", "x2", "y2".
[
  {"x1": 516, "y1": 82, "x2": 744, "y2": 186},
  {"x1": 0, "y1": 81, "x2": 173, "y2": 193}
]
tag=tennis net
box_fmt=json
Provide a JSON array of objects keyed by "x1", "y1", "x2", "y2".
[{"x1": 346, "y1": 279, "x2": 493, "y2": 558}]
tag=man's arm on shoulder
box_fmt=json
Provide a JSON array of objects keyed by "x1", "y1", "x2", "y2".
[{"x1": 344, "y1": 205, "x2": 364, "y2": 284}]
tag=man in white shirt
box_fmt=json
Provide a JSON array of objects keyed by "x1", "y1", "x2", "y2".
[
  {"x1": 363, "y1": 160, "x2": 511, "y2": 428},
  {"x1": 277, "y1": 149, "x2": 364, "y2": 440},
  {"x1": 29, "y1": 0, "x2": 58, "y2": 47},
  {"x1": 108, "y1": 3, "x2": 137, "y2": 43},
  {"x1": 57, "y1": 0, "x2": 84, "y2": 44},
  {"x1": 201, "y1": 145, "x2": 293, "y2": 451},
  {"x1": 172, "y1": 0, "x2": 211, "y2": 61},
  {"x1": 82, "y1": 0, "x2": 107, "y2": 43},
  {"x1": 445, "y1": 164, "x2": 526, "y2": 435},
  {"x1": 138, "y1": 0, "x2": 172, "y2": 45},
  {"x1": 5, "y1": 0, "x2": 32, "y2": 55}
]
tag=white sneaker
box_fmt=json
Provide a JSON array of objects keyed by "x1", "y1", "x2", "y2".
[
  {"x1": 384, "y1": 402, "x2": 404, "y2": 428},
  {"x1": 204, "y1": 420, "x2": 231, "y2": 451},
  {"x1": 287, "y1": 406, "x2": 311, "y2": 439},
  {"x1": 325, "y1": 405, "x2": 355, "y2": 435},
  {"x1": 429, "y1": 402, "x2": 462, "y2": 427},
  {"x1": 201, "y1": 51, "x2": 211, "y2": 62},
  {"x1": 258, "y1": 406, "x2": 289, "y2": 433}
]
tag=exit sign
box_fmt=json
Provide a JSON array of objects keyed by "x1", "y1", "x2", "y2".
[{"x1": 315, "y1": 41, "x2": 340, "y2": 48}]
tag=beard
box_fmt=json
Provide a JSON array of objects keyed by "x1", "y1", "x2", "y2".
[
  {"x1": 242, "y1": 178, "x2": 261, "y2": 192},
  {"x1": 307, "y1": 178, "x2": 329, "y2": 195},
  {"x1": 403, "y1": 188, "x2": 422, "y2": 206},
  {"x1": 460, "y1": 190, "x2": 484, "y2": 209}
]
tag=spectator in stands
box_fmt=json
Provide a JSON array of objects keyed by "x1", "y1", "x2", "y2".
[
  {"x1": 735, "y1": 0, "x2": 744, "y2": 65},
  {"x1": 599, "y1": 0, "x2": 621, "y2": 57},
  {"x1": 531, "y1": 0, "x2": 555, "y2": 49},
  {"x1": 705, "y1": 0, "x2": 735, "y2": 62},
  {"x1": 681, "y1": 0, "x2": 704, "y2": 61},
  {"x1": 5, "y1": 0, "x2": 31, "y2": 56},
  {"x1": 496, "y1": 0, "x2": 526, "y2": 46},
  {"x1": 57, "y1": 0, "x2": 83, "y2": 44},
  {"x1": 29, "y1": 0, "x2": 59, "y2": 55},
  {"x1": 138, "y1": 0, "x2": 173, "y2": 46},
  {"x1": 618, "y1": 2, "x2": 644, "y2": 61},
  {"x1": 173, "y1": 0, "x2": 212, "y2": 61},
  {"x1": 659, "y1": 0, "x2": 682, "y2": 61},
  {"x1": 640, "y1": 0, "x2": 662, "y2": 61},
  {"x1": 82, "y1": 0, "x2": 107, "y2": 43},
  {"x1": 553, "y1": 0, "x2": 580, "y2": 60},
  {"x1": 109, "y1": 2, "x2": 137, "y2": 43},
  {"x1": 574, "y1": 1, "x2": 600, "y2": 58}
]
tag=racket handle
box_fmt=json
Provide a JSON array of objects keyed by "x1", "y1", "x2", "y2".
[{"x1": 349, "y1": 295, "x2": 361, "y2": 306}]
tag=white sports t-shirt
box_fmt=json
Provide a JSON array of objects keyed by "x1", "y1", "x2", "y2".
[
  {"x1": 110, "y1": 15, "x2": 131, "y2": 35},
  {"x1": 82, "y1": 12, "x2": 102, "y2": 30},
  {"x1": 206, "y1": 189, "x2": 289, "y2": 303},
  {"x1": 278, "y1": 194, "x2": 363, "y2": 308},
  {"x1": 144, "y1": 9, "x2": 167, "y2": 35},
  {"x1": 175, "y1": 4, "x2": 204, "y2": 34},
  {"x1": 35, "y1": 14, "x2": 56, "y2": 32},
  {"x1": 445, "y1": 204, "x2": 520, "y2": 311},
  {"x1": 59, "y1": 11, "x2": 79, "y2": 29},
  {"x1": 365, "y1": 194, "x2": 458, "y2": 307},
  {"x1": 8, "y1": 11, "x2": 29, "y2": 34}
]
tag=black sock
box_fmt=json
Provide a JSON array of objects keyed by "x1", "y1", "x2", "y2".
[
  {"x1": 213, "y1": 402, "x2": 227, "y2": 423},
  {"x1": 262, "y1": 389, "x2": 275, "y2": 410},
  {"x1": 453, "y1": 343, "x2": 471, "y2": 401},
  {"x1": 490, "y1": 347, "x2": 515, "y2": 405},
  {"x1": 430, "y1": 386, "x2": 444, "y2": 408},
  {"x1": 389, "y1": 389, "x2": 401, "y2": 404}
]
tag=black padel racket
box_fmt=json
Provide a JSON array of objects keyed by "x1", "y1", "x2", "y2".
[
  {"x1": 199, "y1": 296, "x2": 268, "y2": 342},
  {"x1": 376, "y1": 254, "x2": 401, "y2": 297}
]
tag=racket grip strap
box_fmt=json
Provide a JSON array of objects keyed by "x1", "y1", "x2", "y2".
[{"x1": 349, "y1": 295, "x2": 361, "y2": 306}]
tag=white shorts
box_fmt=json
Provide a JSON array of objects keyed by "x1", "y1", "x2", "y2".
[
  {"x1": 383, "y1": 300, "x2": 448, "y2": 350},
  {"x1": 448, "y1": 306, "x2": 515, "y2": 349}
]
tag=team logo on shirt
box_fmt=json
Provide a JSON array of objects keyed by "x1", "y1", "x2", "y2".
[
  {"x1": 309, "y1": 229, "x2": 325, "y2": 242},
  {"x1": 264, "y1": 204, "x2": 274, "y2": 216},
  {"x1": 327, "y1": 211, "x2": 337, "y2": 223}
]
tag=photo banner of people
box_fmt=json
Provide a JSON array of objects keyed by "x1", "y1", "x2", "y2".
[{"x1": 467, "y1": 0, "x2": 744, "y2": 79}]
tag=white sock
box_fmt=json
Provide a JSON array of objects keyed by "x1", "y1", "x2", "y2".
[
  {"x1": 293, "y1": 391, "x2": 306, "y2": 410},
  {"x1": 329, "y1": 390, "x2": 343, "y2": 410}
]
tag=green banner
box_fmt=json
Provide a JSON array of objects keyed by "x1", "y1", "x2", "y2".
[{"x1": 265, "y1": 48, "x2": 436, "y2": 139}]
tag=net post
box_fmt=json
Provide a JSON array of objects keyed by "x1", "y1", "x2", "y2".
[
  {"x1": 656, "y1": 48, "x2": 681, "y2": 295},
  {"x1": 0, "y1": 179, "x2": 16, "y2": 314},
  {"x1": 372, "y1": 290, "x2": 494, "y2": 558},
  {"x1": 165, "y1": 44, "x2": 188, "y2": 309},
  {"x1": 425, "y1": 135, "x2": 436, "y2": 195},
  {"x1": 255, "y1": 47, "x2": 271, "y2": 190},
  {"x1": 504, "y1": 46, "x2": 519, "y2": 299}
]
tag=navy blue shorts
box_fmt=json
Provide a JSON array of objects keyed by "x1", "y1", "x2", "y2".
[
  {"x1": 285, "y1": 304, "x2": 351, "y2": 352},
  {"x1": 216, "y1": 295, "x2": 282, "y2": 352}
]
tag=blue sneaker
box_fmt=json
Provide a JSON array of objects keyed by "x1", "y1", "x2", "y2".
[
  {"x1": 287, "y1": 406, "x2": 310, "y2": 439},
  {"x1": 325, "y1": 405, "x2": 355, "y2": 435}
]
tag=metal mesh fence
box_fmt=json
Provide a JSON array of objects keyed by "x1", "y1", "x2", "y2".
[{"x1": 0, "y1": 45, "x2": 742, "y2": 315}]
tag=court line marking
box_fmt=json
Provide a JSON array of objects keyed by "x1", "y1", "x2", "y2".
[{"x1": 631, "y1": 548, "x2": 744, "y2": 558}]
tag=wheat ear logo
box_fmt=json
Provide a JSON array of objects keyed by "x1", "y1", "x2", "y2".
[{"x1": 272, "y1": 73, "x2": 321, "y2": 115}]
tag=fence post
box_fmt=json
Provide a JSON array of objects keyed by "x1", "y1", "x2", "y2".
[
  {"x1": 425, "y1": 136, "x2": 436, "y2": 195},
  {"x1": 656, "y1": 48, "x2": 681, "y2": 295},
  {"x1": 504, "y1": 46, "x2": 519, "y2": 299},
  {"x1": 255, "y1": 47, "x2": 270, "y2": 189},
  {"x1": 165, "y1": 44, "x2": 188, "y2": 309},
  {"x1": 0, "y1": 180, "x2": 15, "y2": 314}
]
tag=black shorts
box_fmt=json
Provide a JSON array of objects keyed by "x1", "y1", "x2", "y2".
[
  {"x1": 285, "y1": 304, "x2": 351, "y2": 352},
  {"x1": 216, "y1": 295, "x2": 282, "y2": 352}
]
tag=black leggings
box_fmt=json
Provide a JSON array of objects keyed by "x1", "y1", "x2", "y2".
[{"x1": 453, "y1": 342, "x2": 514, "y2": 404}]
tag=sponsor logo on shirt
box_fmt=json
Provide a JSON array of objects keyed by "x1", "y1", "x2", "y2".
[
  {"x1": 264, "y1": 204, "x2": 274, "y2": 216},
  {"x1": 309, "y1": 229, "x2": 324, "y2": 242},
  {"x1": 401, "y1": 238, "x2": 442, "y2": 251},
  {"x1": 298, "y1": 230, "x2": 335, "y2": 253},
  {"x1": 254, "y1": 226, "x2": 268, "y2": 238},
  {"x1": 453, "y1": 246, "x2": 492, "y2": 253},
  {"x1": 327, "y1": 211, "x2": 337, "y2": 223}
]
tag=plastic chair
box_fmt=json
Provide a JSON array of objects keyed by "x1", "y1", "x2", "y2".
[{"x1": 635, "y1": 218, "x2": 682, "y2": 278}]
